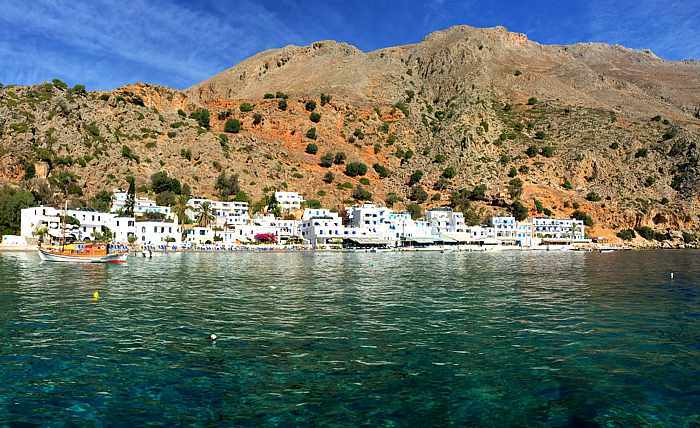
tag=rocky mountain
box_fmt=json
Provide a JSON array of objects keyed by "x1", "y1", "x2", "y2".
[{"x1": 2, "y1": 25, "x2": 700, "y2": 246}]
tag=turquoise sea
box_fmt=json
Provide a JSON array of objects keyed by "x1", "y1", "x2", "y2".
[{"x1": 0, "y1": 250, "x2": 698, "y2": 427}]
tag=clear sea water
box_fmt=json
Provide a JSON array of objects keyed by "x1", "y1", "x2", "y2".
[{"x1": 0, "y1": 250, "x2": 698, "y2": 427}]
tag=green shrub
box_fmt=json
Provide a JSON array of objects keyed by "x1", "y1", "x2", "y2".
[
  {"x1": 264, "y1": 93, "x2": 275, "y2": 99},
  {"x1": 304, "y1": 199, "x2": 322, "y2": 209},
  {"x1": 333, "y1": 152, "x2": 346, "y2": 165},
  {"x1": 337, "y1": 181, "x2": 353, "y2": 190},
  {"x1": 434, "y1": 154, "x2": 446, "y2": 163},
  {"x1": 253, "y1": 113, "x2": 263, "y2": 125},
  {"x1": 151, "y1": 171, "x2": 182, "y2": 194},
  {"x1": 644, "y1": 176, "x2": 656, "y2": 187},
  {"x1": 409, "y1": 185, "x2": 428, "y2": 203},
  {"x1": 121, "y1": 145, "x2": 139, "y2": 162},
  {"x1": 353, "y1": 128, "x2": 365, "y2": 140},
  {"x1": 527, "y1": 97, "x2": 538, "y2": 105},
  {"x1": 408, "y1": 170, "x2": 423, "y2": 186},
  {"x1": 585, "y1": 192, "x2": 602, "y2": 202},
  {"x1": 610, "y1": 142, "x2": 619, "y2": 149},
  {"x1": 373, "y1": 163, "x2": 389, "y2": 178},
  {"x1": 572, "y1": 210, "x2": 594, "y2": 227},
  {"x1": 540, "y1": 146, "x2": 554, "y2": 157},
  {"x1": 177, "y1": 109, "x2": 186, "y2": 118},
  {"x1": 305, "y1": 100, "x2": 316, "y2": 111},
  {"x1": 0, "y1": 186, "x2": 36, "y2": 235},
  {"x1": 534, "y1": 199, "x2": 544, "y2": 213},
  {"x1": 239, "y1": 103, "x2": 254, "y2": 112},
  {"x1": 635, "y1": 226, "x2": 655, "y2": 240},
  {"x1": 278, "y1": 99, "x2": 288, "y2": 111},
  {"x1": 617, "y1": 229, "x2": 636, "y2": 241},
  {"x1": 345, "y1": 162, "x2": 367, "y2": 177},
  {"x1": 189, "y1": 108, "x2": 210, "y2": 129},
  {"x1": 320, "y1": 93, "x2": 332, "y2": 106},
  {"x1": 323, "y1": 172, "x2": 334, "y2": 183},
  {"x1": 514, "y1": 70, "x2": 522, "y2": 76},
  {"x1": 352, "y1": 185, "x2": 372, "y2": 201},
  {"x1": 71, "y1": 84, "x2": 86, "y2": 96},
  {"x1": 310, "y1": 112, "x2": 321, "y2": 123},
  {"x1": 511, "y1": 201, "x2": 528, "y2": 221},
  {"x1": 535, "y1": 131, "x2": 546, "y2": 140},
  {"x1": 305, "y1": 127, "x2": 317, "y2": 139},
  {"x1": 373, "y1": 143, "x2": 381, "y2": 154},
  {"x1": 319, "y1": 153, "x2": 333, "y2": 167},
  {"x1": 394, "y1": 101, "x2": 409, "y2": 117},
  {"x1": 526, "y1": 146, "x2": 538, "y2": 157},
  {"x1": 224, "y1": 119, "x2": 241, "y2": 133},
  {"x1": 52, "y1": 78, "x2": 68, "y2": 90},
  {"x1": 441, "y1": 167, "x2": 457, "y2": 179},
  {"x1": 563, "y1": 179, "x2": 573, "y2": 190},
  {"x1": 385, "y1": 193, "x2": 400, "y2": 207},
  {"x1": 661, "y1": 127, "x2": 678, "y2": 141},
  {"x1": 508, "y1": 167, "x2": 517, "y2": 178},
  {"x1": 635, "y1": 148, "x2": 648, "y2": 158},
  {"x1": 180, "y1": 148, "x2": 192, "y2": 161},
  {"x1": 359, "y1": 177, "x2": 370, "y2": 185},
  {"x1": 682, "y1": 231, "x2": 696, "y2": 244},
  {"x1": 305, "y1": 143, "x2": 318, "y2": 154},
  {"x1": 167, "y1": 131, "x2": 176, "y2": 138},
  {"x1": 508, "y1": 178, "x2": 523, "y2": 199}
]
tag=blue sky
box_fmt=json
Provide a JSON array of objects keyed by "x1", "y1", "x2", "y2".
[{"x1": 1, "y1": 0, "x2": 698, "y2": 90}]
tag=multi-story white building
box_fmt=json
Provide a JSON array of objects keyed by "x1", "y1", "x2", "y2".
[
  {"x1": 111, "y1": 192, "x2": 171, "y2": 217},
  {"x1": 301, "y1": 209, "x2": 344, "y2": 247},
  {"x1": 426, "y1": 208, "x2": 466, "y2": 234},
  {"x1": 532, "y1": 218, "x2": 586, "y2": 242},
  {"x1": 274, "y1": 191, "x2": 304, "y2": 211},
  {"x1": 21, "y1": 206, "x2": 116, "y2": 242},
  {"x1": 135, "y1": 220, "x2": 182, "y2": 245},
  {"x1": 186, "y1": 198, "x2": 250, "y2": 226}
]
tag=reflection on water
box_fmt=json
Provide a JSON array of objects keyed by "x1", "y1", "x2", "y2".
[{"x1": 0, "y1": 250, "x2": 699, "y2": 427}]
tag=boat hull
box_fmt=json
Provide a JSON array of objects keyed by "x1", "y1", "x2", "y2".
[{"x1": 38, "y1": 249, "x2": 127, "y2": 263}]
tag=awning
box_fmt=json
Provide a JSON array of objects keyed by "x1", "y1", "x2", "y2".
[
  {"x1": 345, "y1": 237, "x2": 393, "y2": 245},
  {"x1": 439, "y1": 233, "x2": 469, "y2": 243},
  {"x1": 403, "y1": 237, "x2": 436, "y2": 244}
]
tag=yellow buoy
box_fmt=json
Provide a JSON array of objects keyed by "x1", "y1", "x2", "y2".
[{"x1": 93, "y1": 290, "x2": 100, "y2": 300}]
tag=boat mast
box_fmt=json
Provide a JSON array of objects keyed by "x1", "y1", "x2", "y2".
[{"x1": 61, "y1": 200, "x2": 67, "y2": 251}]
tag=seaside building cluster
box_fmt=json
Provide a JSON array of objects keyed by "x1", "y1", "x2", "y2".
[{"x1": 19, "y1": 190, "x2": 588, "y2": 250}]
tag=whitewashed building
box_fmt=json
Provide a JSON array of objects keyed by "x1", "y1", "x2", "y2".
[
  {"x1": 135, "y1": 220, "x2": 182, "y2": 245},
  {"x1": 274, "y1": 191, "x2": 304, "y2": 211},
  {"x1": 532, "y1": 218, "x2": 586, "y2": 242},
  {"x1": 301, "y1": 209, "x2": 344, "y2": 247},
  {"x1": 426, "y1": 208, "x2": 466, "y2": 234},
  {"x1": 111, "y1": 192, "x2": 171, "y2": 217},
  {"x1": 21, "y1": 206, "x2": 115, "y2": 242},
  {"x1": 186, "y1": 198, "x2": 250, "y2": 226}
]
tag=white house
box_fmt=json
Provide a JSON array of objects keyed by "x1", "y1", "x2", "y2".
[
  {"x1": 111, "y1": 192, "x2": 171, "y2": 217},
  {"x1": 532, "y1": 218, "x2": 586, "y2": 243},
  {"x1": 21, "y1": 206, "x2": 115, "y2": 242},
  {"x1": 186, "y1": 198, "x2": 250, "y2": 226},
  {"x1": 301, "y1": 209, "x2": 344, "y2": 247},
  {"x1": 274, "y1": 191, "x2": 304, "y2": 211},
  {"x1": 425, "y1": 208, "x2": 466, "y2": 234},
  {"x1": 135, "y1": 220, "x2": 182, "y2": 245}
]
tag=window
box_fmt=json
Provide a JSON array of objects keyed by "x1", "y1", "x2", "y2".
[{"x1": 141, "y1": 227, "x2": 145, "y2": 233}]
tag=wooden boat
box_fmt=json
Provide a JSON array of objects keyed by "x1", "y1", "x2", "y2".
[{"x1": 38, "y1": 242, "x2": 127, "y2": 263}]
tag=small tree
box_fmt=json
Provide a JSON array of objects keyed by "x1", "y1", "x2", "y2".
[
  {"x1": 585, "y1": 192, "x2": 602, "y2": 202},
  {"x1": 441, "y1": 167, "x2": 457, "y2": 179},
  {"x1": 345, "y1": 162, "x2": 367, "y2": 177},
  {"x1": 306, "y1": 127, "x2": 317, "y2": 139},
  {"x1": 540, "y1": 146, "x2": 554, "y2": 157},
  {"x1": 253, "y1": 113, "x2": 263, "y2": 125},
  {"x1": 572, "y1": 210, "x2": 594, "y2": 227},
  {"x1": 306, "y1": 143, "x2": 318, "y2": 154},
  {"x1": 373, "y1": 163, "x2": 389, "y2": 178},
  {"x1": 562, "y1": 179, "x2": 573, "y2": 190},
  {"x1": 190, "y1": 109, "x2": 210, "y2": 129},
  {"x1": 352, "y1": 185, "x2": 372, "y2": 201},
  {"x1": 323, "y1": 171, "x2": 334, "y2": 183},
  {"x1": 320, "y1": 93, "x2": 332, "y2": 106},
  {"x1": 409, "y1": 185, "x2": 428, "y2": 203},
  {"x1": 508, "y1": 167, "x2": 517, "y2": 178},
  {"x1": 406, "y1": 203, "x2": 422, "y2": 220},
  {"x1": 408, "y1": 170, "x2": 424, "y2": 186},
  {"x1": 224, "y1": 119, "x2": 241, "y2": 133},
  {"x1": 508, "y1": 178, "x2": 523, "y2": 199},
  {"x1": 617, "y1": 229, "x2": 636, "y2": 241},
  {"x1": 278, "y1": 99, "x2": 287, "y2": 111},
  {"x1": 527, "y1": 97, "x2": 538, "y2": 105},
  {"x1": 511, "y1": 201, "x2": 528, "y2": 221},
  {"x1": 215, "y1": 172, "x2": 240, "y2": 200},
  {"x1": 310, "y1": 112, "x2": 321, "y2": 123},
  {"x1": 333, "y1": 152, "x2": 346, "y2": 165},
  {"x1": 239, "y1": 103, "x2": 254, "y2": 112},
  {"x1": 320, "y1": 153, "x2": 333, "y2": 167},
  {"x1": 305, "y1": 100, "x2": 316, "y2": 111},
  {"x1": 526, "y1": 146, "x2": 538, "y2": 157}
]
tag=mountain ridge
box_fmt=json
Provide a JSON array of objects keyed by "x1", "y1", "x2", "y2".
[{"x1": 2, "y1": 24, "x2": 700, "y2": 246}]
